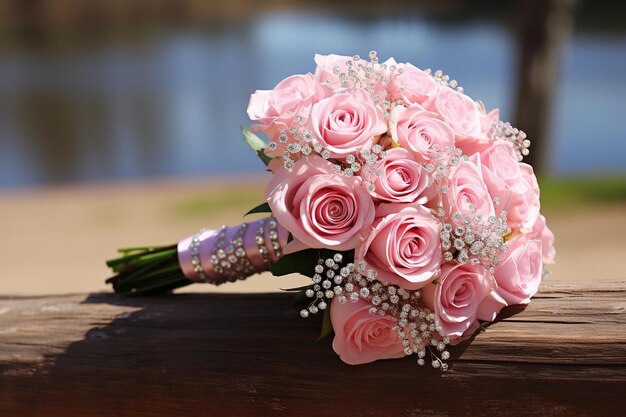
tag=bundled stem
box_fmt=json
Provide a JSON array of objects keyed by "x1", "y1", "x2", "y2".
[{"x1": 106, "y1": 244, "x2": 192, "y2": 295}]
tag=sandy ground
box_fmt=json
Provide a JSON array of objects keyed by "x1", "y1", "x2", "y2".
[{"x1": 0, "y1": 179, "x2": 624, "y2": 295}]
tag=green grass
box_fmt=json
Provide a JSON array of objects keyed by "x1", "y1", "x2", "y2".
[
  {"x1": 166, "y1": 185, "x2": 265, "y2": 220},
  {"x1": 539, "y1": 175, "x2": 626, "y2": 209}
]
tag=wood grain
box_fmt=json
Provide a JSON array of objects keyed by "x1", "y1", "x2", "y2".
[{"x1": 1, "y1": 281, "x2": 625, "y2": 417}]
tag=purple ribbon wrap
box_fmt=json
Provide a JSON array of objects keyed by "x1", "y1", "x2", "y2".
[{"x1": 177, "y1": 217, "x2": 288, "y2": 284}]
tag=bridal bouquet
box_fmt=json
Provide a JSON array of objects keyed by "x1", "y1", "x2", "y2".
[{"x1": 107, "y1": 51, "x2": 555, "y2": 370}]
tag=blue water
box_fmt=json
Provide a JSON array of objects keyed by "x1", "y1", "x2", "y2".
[{"x1": 0, "y1": 13, "x2": 624, "y2": 189}]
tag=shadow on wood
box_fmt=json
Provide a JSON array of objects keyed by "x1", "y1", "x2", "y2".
[{"x1": 0, "y1": 281, "x2": 625, "y2": 417}]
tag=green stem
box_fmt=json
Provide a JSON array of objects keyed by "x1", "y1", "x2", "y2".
[
  {"x1": 106, "y1": 244, "x2": 176, "y2": 269},
  {"x1": 117, "y1": 245, "x2": 172, "y2": 255},
  {"x1": 106, "y1": 244, "x2": 191, "y2": 295}
]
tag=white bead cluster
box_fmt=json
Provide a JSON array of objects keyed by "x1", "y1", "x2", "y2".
[
  {"x1": 210, "y1": 223, "x2": 254, "y2": 283},
  {"x1": 189, "y1": 229, "x2": 208, "y2": 283},
  {"x1": 299, "y1": 253, "x2": 346, "y2": 318},
  {"x1": 438, "y1": 207, "x2": 511, "y2": 273},
  {"x1": 255, "y1": 218, "x2": 282, "y2": 267},
  {"x1": 427, "y1": 68, "x2": 465, "y2": 94},
  {"x1": 327, "y1": 51, "x2": 402, "y2": 109},
  {"x1": 266, "y1": 52, "x2": 471, "y2": 182},
  {"x1": 267, "y1": 51, "x2": 400, "y2": 177},
  {"x1": 490, "y1": 120, "x2": 530, "y2": 161},
  {"x1": 270, "y1": 124, "x2": 391, "y2": 190},
  {"x1": 425, "y1": 146, "x2": 468, "y2": 182},
  {"x1": 208, "y1": 217, "x2": 284, "y2": 284},
  {"x1": 300, "y1": 254, "x2": 451, "y2": 371}
]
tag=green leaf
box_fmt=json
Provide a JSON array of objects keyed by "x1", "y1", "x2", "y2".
[
  {"x1": 293, "y1": 289, "x2": 310, "y2": 305},
  {"x1": 241, "y1": 127, "x2": 272, "y2": 166},
  {"x1": 271, "y1": 249, "x2": 320, "y2": 278},
  {"x1": 317, "y1": 305, "x2": 333, "y2": 341},
  {"x1": 245, "y1": 202, "x2": 271, "y2": 216},
  {"x1": 271, "y1": 249, "x2": 355, "y2": 278}
]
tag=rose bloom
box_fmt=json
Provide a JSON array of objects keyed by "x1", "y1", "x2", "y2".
[
  {"x1": 479, "y1": 142, "x2": 540, "y2": 232},
  {"x1": 494, "y1": 235, "x2": 543, "y2": 306},
  {"x1": 266, "y1": 156, "x2": 375, "y2": 252},
  {"x1": 477, "y1": 100, "x2": 500, "y2": 136},
  {"x1": 507, "y1": 163, "x2": 541, "y2": 233},
  {"x1": 445, "y1": 157, "x2": 497, "y2": 224},
  {"x1": 314, "y1": 53, "x2": 369, "y2": 87},
  {"x1": 314, "y1": 53, "x2": 398, "y2": 91},
  {"x1": 331, "y1": 297, "x2": 405, "y2": 365},
  {"x1": 480, "y1": 142, "x2": 526, "y2": 193},
  {"x1": 247, "y1": 73, "x2": 320, "y2": 135},
  {"x1": 425, "y1": 87, "x2": 490, "y2": 154},
  {"x1": 367, "y1": 147, "x2": 436, "y2": 205},
  {"x1": 531, "y1": 214, "x2": 556, "y2": 264},
  {"x1": 479, "y1": 142, "x2": 525, "y2": 212},
  {"x1": 388, "y1": 63, "x2": 438, "y2": 106},
  {"x1": 310, "y1": 90, "x2": 387, "y2": 158},
  {"x1": 389, "y1": 105, "x2": 456, "y2": 164},
  {"x1": 422, "y1": 262, "x2": 505, "y2": 340},
  {"x1": 356, "y1": 204, "x2": 442, "y2": 290}
]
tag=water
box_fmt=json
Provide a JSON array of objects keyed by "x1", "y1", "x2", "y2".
[{"x1": 0, "y1": 12, "x2": 624, "y2": 190}]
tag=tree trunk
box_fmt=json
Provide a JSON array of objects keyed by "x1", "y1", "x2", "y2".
[{"x1": 514, "y1": 0, "x2": 577, "y2": 173}]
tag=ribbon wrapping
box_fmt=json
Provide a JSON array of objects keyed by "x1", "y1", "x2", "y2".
[{"x1": 177, "y1": 216, "x2": 289, "y2": 284}]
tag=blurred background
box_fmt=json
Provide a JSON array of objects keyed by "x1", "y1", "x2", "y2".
[{"x1": 0, "y1": 0, "x2": 624, "y2": 294}]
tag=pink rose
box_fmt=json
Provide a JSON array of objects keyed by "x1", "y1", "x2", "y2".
[
  {"x1": 389, "y1": 63, "x2": 438, "y2": 105},
  {"x1": 479, "y1": 143, "x2": 539, "y2": 232},
  {"x1": 310, "y1": 90, "x2": 387, "y2": 158},
  {"x1": 425, "y1": 87, "x2": 490, "y2": 154},
  {"x1": 331, "y1": 297, "x2": 405, "y2": 365},
  {"x1": 531, "y1": 214, "x2": 556, "y2": 264},
  {"x1": 314, "y1": 54, "x2": 367, "y2": 87},
  {"x1": 314, "y1": 53, "x2": 398, "y2": 91},
  {"x1": 356, "y1": 204, "x2": 442, "y2": 290},
  {"x1": 477, "y1": 100, "x2": 500, "y2": 135},
  {"x1": 266, "y1": 156, "x2": 375, "y2": 251},
  {"x1": 480, "y1": 142, "x2": 525, "y2": 192},
  {"x1": 367, "y1": 148, "x2": 436, "y2": 204},
  {"x1": 445, "y1": 157, "x2": 496, "y2": 224},
  {"x1": 494, "y1": 236, "x2": 543, "y2": 305},
  {"x1": 247, "y1": 73, "x2": 319, "y2": 133},
  {"x1": 389, "y1": 105, "x2": 456, "y2": 163},
  {"x1": 507, "y1": 163, "x2": 540, "y2": 232},
  {"x1": 479, "y1": 142, "x2": 526, "y2": 214},
  {"x1": 422, "y1": 262, "x2": 505, "y2": 339}
]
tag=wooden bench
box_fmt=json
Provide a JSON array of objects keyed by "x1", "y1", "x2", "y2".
[{"x1": 1, "y1": 281, "x2": 625, "y2": 416}]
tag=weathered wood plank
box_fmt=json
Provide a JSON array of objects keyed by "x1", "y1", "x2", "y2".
[{"x1": 0, "y1": 281, "x2": 625, "y2": 416}]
